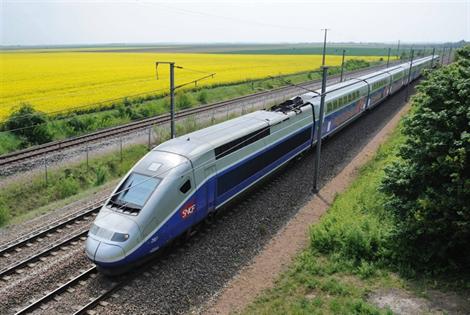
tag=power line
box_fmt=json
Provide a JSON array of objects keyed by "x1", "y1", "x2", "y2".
[
  {"x1": 0, "y1": 74, "x2": 217, "y2": 135},
  {"x1": 158, "y1": 3, "x2": 312, "y2": 32}
]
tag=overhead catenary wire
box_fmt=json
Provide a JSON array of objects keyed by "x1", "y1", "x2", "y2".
[
  {"x1": 0, "y1": 67, "x2": 323, "y2": 132},
  {"x1": 1, "y1": 67, "x2": 217, "y2": 123},
  {"x1": 158, "y1": 3, "x2": 312, "y2": 32},
  {"x1": 3, "y1": 47, "x2": 400, "y2": 126},
  {"x1": 0, "y1": 74, "x2": 214, "y2": 135},
  {"x1": 4, "y1": 54, "x2": 439, "y2": 232},
  {"x1": 0, "y1": 55, "x2": 429, "y2": 136},
  {"x1": 0, "y1": 57, "x2": 412, "y2": 134},
  {"x1": 66, "y1": 50, "x2": 438, "y2": 210}
]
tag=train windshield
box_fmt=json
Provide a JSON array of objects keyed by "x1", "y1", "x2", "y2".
[{"x1": 109, "y1": 173, "x2": 161, "y2": 211}]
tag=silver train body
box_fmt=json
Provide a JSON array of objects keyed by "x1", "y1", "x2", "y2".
[{"x1": 85, "y1": 55, "x2": 438, "y2": 272}]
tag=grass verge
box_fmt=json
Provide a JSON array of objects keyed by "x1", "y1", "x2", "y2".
[
  {"x1": 0, "y1": 145, "x2": 148, "y2": 226},
  {"x1": 242, "y1": 121, "x2": 469, "y2": 314}
]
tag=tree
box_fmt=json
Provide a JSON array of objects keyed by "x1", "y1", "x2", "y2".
[
  {"x1": 4, "y1": 103, "x2": 54, "y2": 145},
  {"x1": 381, "y1": 45, "x2": 470, "y2": 271}
]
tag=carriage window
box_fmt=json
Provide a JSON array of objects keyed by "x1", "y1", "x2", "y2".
[
  {"x1": 180, "y1": 180, "x2": 191, "y2": 194},
  {"x1": 214, "y1": 127, "x2": 270, "y2": 159}
]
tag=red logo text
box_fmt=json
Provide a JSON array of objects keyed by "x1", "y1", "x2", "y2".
[{"x1": 180, "y1": 202, "x2": 196, "y2": 220}]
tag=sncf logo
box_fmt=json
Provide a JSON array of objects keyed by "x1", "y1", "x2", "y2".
[{"x1": 180, "y1": 202, "x2": 196, "y2": 220}]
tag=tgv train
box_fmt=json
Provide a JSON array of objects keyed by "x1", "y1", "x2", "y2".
[{"x1": 85, "y1": 55, "x2": 438, "y2": 273}]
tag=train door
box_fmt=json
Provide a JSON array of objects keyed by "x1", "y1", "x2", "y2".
[{"x1": 204, "y1": 165, "x2": 217, "y2": 213}]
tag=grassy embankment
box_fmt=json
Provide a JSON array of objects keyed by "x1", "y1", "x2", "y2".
[
  {"x1": 0, "y1": 59, "x2": 376, "y2": 155},
  {"x1": 242, "y1": 122, "x2": 469, "y2": 314}
]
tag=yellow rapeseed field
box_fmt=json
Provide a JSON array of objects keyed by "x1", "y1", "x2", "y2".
[{"x1": 0, "y1": 52, "x2": 385, "y2": 120}]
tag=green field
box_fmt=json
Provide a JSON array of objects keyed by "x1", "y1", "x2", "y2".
[{"x1": 221, "y1": 46, "x2": 400, "y2": 56}]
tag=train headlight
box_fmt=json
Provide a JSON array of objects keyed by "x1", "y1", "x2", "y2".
[{"x1": 111, "y1": 232, "x2": 130, "y2": 242}]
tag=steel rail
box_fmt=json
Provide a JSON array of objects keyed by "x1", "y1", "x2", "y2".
[
  {"x1": 0, "y1": 229, "x2": 89, "y2": 279},
  {"x1": 0, "y1": 206, "x2": 100, "y2": 257},
  {"x1": 72, "y1": 282, "x2": 122, "y2": 315},
  {"x1": 14, "y1": 266, "x2": 98, "y2": 315}
]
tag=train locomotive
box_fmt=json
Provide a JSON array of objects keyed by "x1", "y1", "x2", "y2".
[{"x1": 85, "y1": 55, "x2": 439, "y2": 273}]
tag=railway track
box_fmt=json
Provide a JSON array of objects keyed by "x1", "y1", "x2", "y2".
[
  {"x1": 0, "y1": 206, "x2": 99, "y2": 268},
  {"x1": 0, "y1": 230, "x2": 88, "y2": 280},
  {"x1": 13, "y1": 265, "x2": 121, "y2": 315},
  {"x1": 0, "y1": 62, "x2": 399, "y2": 168},
  {"x1": 10, "y1": 202, "x2": 237, "y2": 315}
]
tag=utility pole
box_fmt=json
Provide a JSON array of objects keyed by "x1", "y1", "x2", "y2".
[
  {"x1": 386, "y1": 47, "x2": 391, "y2": 68},
  {"x1": 396, "y1": 40, "x2": 401, "y2": 59},
  {"x1": 340, "y1": 49, "x2": 346, "y2": 82},
  {"x1": 431, "y1": 47, "x2": 435, "y2": 68},
  {"x1": 321, "y1": 28, "x2": 330, "y2": 66},
  {"x1": 405, "y1": 49, "x2": 414, "y2": 102},
  {"x1": 441, "y1": 47, "x2": 446, "y2": 66},
  {"x1": 169, "y1": 63, "x2": 175, "y2": 138},
  {"x1": 156, "y1": 61, "x2": 215, "y2": 139},
  {"x1": 313, "y1": 66, "x2": 328, "y2": 193},
  {"x1": 448, "y1": 45, "x2": 453, "y2": 63},
  {"x1": 156, "y1": 61, "x2": 178, "y2": 138}
]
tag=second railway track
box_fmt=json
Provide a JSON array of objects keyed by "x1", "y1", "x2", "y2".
[
  {"x1": 0, "y1": 206, "x2": 99, "y2": 258},
  {"x1": 0, "y1": 62, "x2": 399, "y2": 168}
]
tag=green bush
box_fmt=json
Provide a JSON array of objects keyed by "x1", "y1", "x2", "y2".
[
  {"x1": 94, "y1": 166, "x2": 108, "y2": 186},
  {"x1": 0, "y1": 132, "x2": 23, "y2": 154},
  {"x1": 55, "y1": 177, "x2": 80, "y2": 199},
  {"x1": 4, "y1": 104, "x2": 54, "y2": 145},
  {"x1": 344, "y1": 59, "x2": 370, "y2": 71},
  {"x1": 0, "y1": 197, "x2": 9, "y2": 226},
  {"x1": 66, "y1": 114, "x2": 89, "y2": 133},
  {"x1": 176, "y1": 93, "x2": 192, "y2": 110},
  {"x1": 197, "y1": 91, "x2": 209, "y2": 104},
  {"x1": 310, "y1": 209, "x2": 388, "y2": 265},
  {"x1": 381, "y1": 45, "x2": 470, "y2": 271}
]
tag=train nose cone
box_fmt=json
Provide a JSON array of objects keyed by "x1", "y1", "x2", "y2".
[
  {"x1": 94, "y1": 241, "x2": 125, "y2": 263},
  {"x1": 85, "y1": 236, "x2": 100, "y2": 261},
  {"x1": 85, "y1": 236, "x2": 125, "y2": 263}
]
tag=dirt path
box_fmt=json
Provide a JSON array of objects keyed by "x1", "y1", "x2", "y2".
[{"x1": 202, "y1": 102, "x2": 412, "y2": 315}]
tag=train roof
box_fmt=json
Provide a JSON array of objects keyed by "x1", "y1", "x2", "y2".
[
  {"x1": 154, "y1": 56, "x2": 435, "y2": 163},
  {"x1": 154, "y1": 110, "x2": 287, "y2": 161}
]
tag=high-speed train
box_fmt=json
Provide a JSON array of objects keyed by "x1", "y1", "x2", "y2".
[{"x1": 85, "y1": 55, "x2": 439, "y2": 273}]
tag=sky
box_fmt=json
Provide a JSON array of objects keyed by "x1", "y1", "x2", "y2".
[{"x1": 1, "y1": 0, "x2": 469, "y2": 46}]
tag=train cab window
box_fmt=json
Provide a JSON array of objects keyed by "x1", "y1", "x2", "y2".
[
  {"x1": 109, "y1": 172, "x2": 161, "y2": 213},
  {"x1": 180, "y1": 180, "x2": 191, "y2": 194}
]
